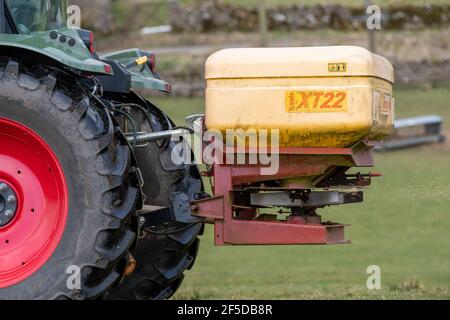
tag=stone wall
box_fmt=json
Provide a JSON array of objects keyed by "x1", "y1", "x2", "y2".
[
  {"x1": 71, "y1": 1, "x2": 450, "y2": 35},
  {"x1": 170, "y1": 1, "x2": 450, "y2": 33}
]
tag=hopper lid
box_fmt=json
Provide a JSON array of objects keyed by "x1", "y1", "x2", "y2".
[{"x1": 206, "y1": 46, "x2": 394, "y2": 83}]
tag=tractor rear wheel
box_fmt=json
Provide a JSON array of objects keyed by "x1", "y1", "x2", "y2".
[
  {"x1": 105, "y1": 99, "x2": 204, "y2": 300},
  {"x1": 0, "y1": 59, "x2": 139, "y2": 299}
]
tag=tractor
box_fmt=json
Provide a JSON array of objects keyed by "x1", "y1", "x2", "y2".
[{"x1": 0, "y1": 0, "x2": 394, "y2": 300}]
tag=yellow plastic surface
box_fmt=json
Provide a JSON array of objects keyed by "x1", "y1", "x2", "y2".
[{"x1": 205, "y1": 46, "x2": 394, "y2": 148}]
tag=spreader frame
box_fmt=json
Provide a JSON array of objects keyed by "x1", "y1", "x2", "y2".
[{"x1": 191, "y1": 140, "x2": 379, "y2": 246}]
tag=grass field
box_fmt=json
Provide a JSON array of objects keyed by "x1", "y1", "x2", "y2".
[{"x1": 151, "y1": 86, "x2": 450, "y2": 299}]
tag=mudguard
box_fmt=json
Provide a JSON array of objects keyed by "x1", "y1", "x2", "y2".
[
  {"x1": 102, "y1": 48, "x2": 172, "y2": 93},
  {"x1": 0, "y1": 28, "x2": 112, "y2": 75}
]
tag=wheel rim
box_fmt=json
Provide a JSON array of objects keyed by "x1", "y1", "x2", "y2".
[{"x1": 0, "y1": 118, "x2": 68, "y2": 288}]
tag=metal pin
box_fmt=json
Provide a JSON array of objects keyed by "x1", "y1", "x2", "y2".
[
  {"x1": 0, "y1": 183, "x2": 7, "y2": 193},
  {"x1": 5, "y1": 210, "x2": 13, "y2": 218}
]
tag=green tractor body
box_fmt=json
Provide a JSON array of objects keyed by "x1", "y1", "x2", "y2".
[{"x1": 0, "y1": 0, "x2": 171, "y2": 91}]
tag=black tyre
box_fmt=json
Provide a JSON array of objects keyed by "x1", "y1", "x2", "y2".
[
  {"x1": 105, "y1": 97, "x2": 204, "y2": 300},
  {"x1": 0, "y1": 59, "x2": 139, "y2": 299}
]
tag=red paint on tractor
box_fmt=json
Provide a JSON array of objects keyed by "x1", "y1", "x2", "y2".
[{"x1": 0, "y1": 118, "x2": 68, "y2": 288}]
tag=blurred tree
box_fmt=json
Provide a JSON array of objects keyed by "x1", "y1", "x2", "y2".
[{"x1": 71, "y1": 0, "x2": 115, "y2": 35}]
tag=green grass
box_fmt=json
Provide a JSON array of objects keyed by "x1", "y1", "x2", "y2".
[{"x1": 152, "y1": 86, "x2": 450, "y2": 299}]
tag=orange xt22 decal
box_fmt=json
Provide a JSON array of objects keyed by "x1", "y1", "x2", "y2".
[{"x1": 286, "y1": 91, "x2": 348, "y2": 113}]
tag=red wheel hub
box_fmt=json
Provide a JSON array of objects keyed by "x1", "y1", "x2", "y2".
[{"x1": 0, "y1": 118, "x2": 68, "y2": 288}]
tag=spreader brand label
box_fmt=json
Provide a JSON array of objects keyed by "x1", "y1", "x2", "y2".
[{"x1": 285, "y1": 91, "x2": 348, "y2": 113}]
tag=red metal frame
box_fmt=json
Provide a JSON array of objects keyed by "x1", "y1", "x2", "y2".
[{"x1": 192, "y1": 140, "x2": 376, "y2": 246}]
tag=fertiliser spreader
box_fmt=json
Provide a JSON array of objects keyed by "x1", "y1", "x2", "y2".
[{"x1": 186, "y1": 47, "x2": 394, "y2": 245}]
